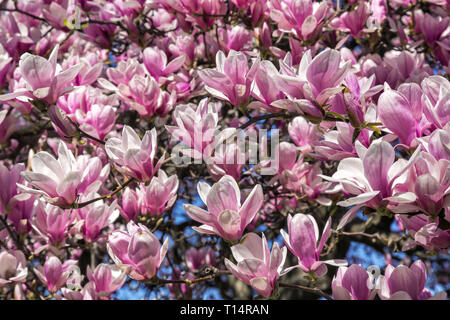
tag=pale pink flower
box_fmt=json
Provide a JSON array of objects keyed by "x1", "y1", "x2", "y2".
[
  {"x1": 184, "y1": 175, "x2": 263, "y2": 242},
  {"x1": 225, "y1": 233, "x2": 287, "y2": 297},
  {"x1": 107, "y1": 221, "x2": 169, "y2": 281}
]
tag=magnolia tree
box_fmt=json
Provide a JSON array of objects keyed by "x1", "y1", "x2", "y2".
[{"x1": 0, "y1": 0, "x2": 448, "y2": 301}]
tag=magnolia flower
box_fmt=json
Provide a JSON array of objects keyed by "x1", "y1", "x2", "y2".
[
  {"x1": 186, "y1": 247, "x2": 216, "y2": 272},
  {"x1": 33, "y1": 202, "x2": 74, "y2": 245},
  {"x1": 332, "y1": 264, "x2": 377, "y2": 300},
  {"x1": 107, "y1": 221, "x2": 169, "y2": 281},
  {"x1": 421, "y1": 75, "x2": 450, "y2": 129},
  {"x1": 120, "y1": 188, "x2": 140, "y2": 221},
  {"x1": 19, "y1": 141, "x2": 106, "y2": 208},
  {"x1": 105, "y1": 125, "x2": 163, "y2": 182},
  {"x1": 0, "y1": 45, "x2": 82, "y2": 104},
  {"x1": 76, "y1": 197, "x2": 119, "y2": 242},
  {"x1": 184, "y1": 175, "x2": 263, "y2": 242},
  {"x1": 288, "y1": 117, "x2": 321, "y2": 153},
  {"x1": 166, "y1": 98, "x2": 235, "y2": 160},
  {"x1": 0, "y1": 250, "x2": 28, "y2": 287},
  {"x1": 378, "y1": 83, "x2": 425, "y2": 147},
  {"x1": 377, "y1": 260, "x2": 447, "y2": 300},
  {"x1": 321, "y1": 138, "x2": 421, "y2": 229},
  {"x1": 275, "y1": 49, "x2": 351, "y2": 113},
  {"x1": 198, "y1": 50, "x2": 259, "y2": 107},
  {"x1": 34, "y1": 256, "x2": 77, "y2": 293},
  {"x1": 138, "y1": 170, "x2": 179, "y2": 216},
  {"x1": 143, "y1": 47, "x2": 186, "y2": 83},
  {"x1": 0, "y1": 163, "x2": 25, "y2": 214},
  {"x1": 87, "y1": 264, "x2": 127, "y2": 297},
  {"x1": 225, "y1": 233, "x2": 287, "y2": 298},
  {"x1": 329, "y1": 2, "x2": 370, "y2": 38},
  {"x1": 268, "y1": 0, "x2": 329, "y2": 41},
  {"x1": 281, "y1": 214, "x2": 347, "y2": 277}
]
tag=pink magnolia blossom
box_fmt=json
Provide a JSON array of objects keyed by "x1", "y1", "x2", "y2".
[
  {"x1": 332, "y1": 264, "x2": 377, "y2": 300},
  {"x1": 34, "y1": 256, "x2": 77, "y2": 293},
  {"x1": 33, "y1": 202, "x2": 74, "y2": 245},
  {"x1": 138, "y1": 170, "x2": 179, "y2": 216},
  {"x1": 268, "y1": 0, "x2": 330, "y2": 41},
  {"x1": 120, "y1": 188, "x2": 140, "y2": 221},
  {"x1": 143, "y1": 47, "x2": 186, "y2": 83},
  {"x1": 166, "y1": 98, "x2": 234, "y2": 159},
  {"x1": 421, "y1": 75, "x2": 450, "y2": 129},
  {"x1": 0, "y1": 45, "x2": 82, "y2": 104},
  {"x1": 281, "y1": 214, "x2": 347, "y2": 277},
  {"x1": 0, "y1": 250, "x2": 28, "y2": 287},
  {"x1": 186, "y1": 247, "x2": 216, "y2": 271},
  {"x1": 378, "y1": 83, "x2": 426, "y2": 147},
  {"x1": 225, "y1": 232, "x2": 287, "y2": 298},
  {"x1": 19, "y1": 141, "x2": 108, "y2": 208},
  {"x1": 105, "y1": 125, "x2": 163, "y2": 182},
  {"x1": 0, "y1": 163, "x2": 25, "y2": 214},
  {"x1": 396, "y1": 214, "x2": 450, "y2": 251},
  {"x1": 76, "y1": 197, "x2": 119, "y2": 242},
  {"x1": 249, "y1": 60, "x2": 286, "y2": 113},
  {"x1": 184, "y1": 175, "x2": 263, "y2": 242},
  {"x1": 330, "y1": 2, "x2": 370, "y2": 38},
  {"x1": 288, "y1": 116, "x2": 321, "y2": 153},
  {"x1": 87, "y1": 264, "x2": 127, "y2": 297},
  {"x1": 107, "y1": 221, "x2": 169, "y2": 281},
  {"x1": 275, "y1": 49, "x2": 351, "y2": 114},
  {"x1": 311, "y1": 122, "x2": 371, "y2": 161},
  {"x1": 198, "y1": 50, "x2": 260, "y2": 107},
  {"x1": 377, "y1": 260, "x2": 447, "y2": 300},
  {"x1": 321, "y1": 139, "x2": 421, "y2": 229},
  {"x1": 207, "y1": 141, "x2": 246, "y2": 181}
]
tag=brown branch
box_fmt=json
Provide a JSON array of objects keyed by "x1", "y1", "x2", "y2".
[{"x1": 73, "y1": 178, "x2": 134, "y2": 209}]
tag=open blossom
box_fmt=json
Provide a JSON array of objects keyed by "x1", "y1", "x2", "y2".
[
  {"x1": 396, "y1": 151, "x2": 450, "y2": 216},
  {"x1": 138, "y1": 170, "x2": 179, "y2": 216},
  {"x1": 321, "y1": 138, "x2": 421, "y2": 229},
  {"x1": 275, "y1": 49, "x2": 351, "y2": 115},
  {"x1": 107, "y1": 221, "x2": 169, "y2": 281},
  {"x1": 330, "y1": 2, "x2": 370, "y2": 38},
  {"x1": 76, "y1": 197, "x2": 119, "y2": 242},
  {"x1": 396, "y1": 214, "x2": 450, "y2": 252},
  {"x1": 312, "y1": 122, "x2": 371, "y2": 161},
  {"x1": 377, "y1": 260, "x2": 447, "y2": 300},
  {"x1": 225, "y1": 233, "x2": 287, "y2": 298},
  {"x1": 87, "y1": 264, "x2": 127, "y2": 297},
  {"x1": 0, "y1": 45, "x2": 82, "y2": 104},
  {"x1": 421, "y1": 75, "x2": 450, "y2": 129},
  {"x1": 184, "y1": 175, "x2": 263, "y2": 242},
  {"x1": 0, "y1": 250, "x2": 28, "y2": 287},
  {"x1": 34, "y1": 256, "x2": 77, "y2": 293},
  {"x1": 332, "y1": 264, "x2": 377, "y2": 300},
  {"x1": 249, "y1": 60, "x2": 286, "y2": 113},
  {"x1": 268, "y1": 0, "x2": 330, "y2": 41},
  {"x1": 18, "y1": 141, "x2": 108, "y2": 208},
  {"x1": 143, "y1": 47, "x2": 186, "y2": 83},
  {"x1": 105, "y1": 125, "x2": 163, "y2": 182},
  {"x1": 166, "y1": 98, "x2": 235, "y2": 159},
  {"x1": 198, "y1": 50, "x2": 259, "y2": 107},
  {"x1": 207, "y1": 141, "x2": 246, "y2": 181},
  {"x1": 288, "y1": 116, "x2": 321, "y2": 153},
  {"x1": 281, "y1": 214, "x2": 347, "y2": 277}
]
